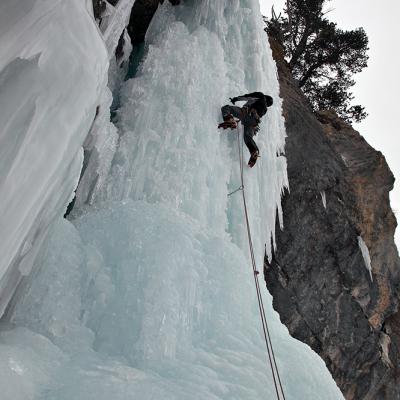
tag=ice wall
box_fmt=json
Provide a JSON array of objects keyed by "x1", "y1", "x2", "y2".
[
  {"x1": 0, "y1": 1, "x2": 344, "y2": 399},
  {"x1": 73, "y1": 0, "x2": 134, "y2": 210},
  {"x1": 0, "y1": 0, "x2": 108, "y2": 315}
]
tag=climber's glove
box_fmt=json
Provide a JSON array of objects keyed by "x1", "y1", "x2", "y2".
[{"x1": 230, "y1": 97, "x2": 238, "y2": 105}]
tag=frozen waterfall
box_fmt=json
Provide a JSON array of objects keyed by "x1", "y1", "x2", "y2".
[{"x1": 0, "y1": 1, "x2": 343, "y2": 399}]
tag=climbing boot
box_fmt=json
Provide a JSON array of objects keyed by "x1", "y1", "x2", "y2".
[
  {"x1": 248, "y1": 150, "x2": 259, "y2": 168},
  {"x1": 218, "y1": 114, "x2": 237, "y2": 130}
]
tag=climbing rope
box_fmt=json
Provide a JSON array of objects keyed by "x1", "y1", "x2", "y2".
[{"x1": 232, "y1": 123, "x2": 286, "y2": 400}]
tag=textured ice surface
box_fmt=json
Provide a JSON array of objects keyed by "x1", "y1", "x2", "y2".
[
  {"x1": 1, "y1": 0, "x2": 343, "y2": 399},
  {"x1": 4, "y1": 204, "x2": 342, "y2": 399},
  {"x1": 75, "y1": 0, "x2": 134, "y2": 209},
  {"x1": 0, "y1": 0, "x2": 108, "y2": 315},
  {"x1": 101, "y1": 0, "x2": 135, "y2": 57}
]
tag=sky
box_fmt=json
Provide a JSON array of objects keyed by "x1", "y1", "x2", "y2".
[{"x1": 259, "y1": 0, "x2": 400, "y2": 243}]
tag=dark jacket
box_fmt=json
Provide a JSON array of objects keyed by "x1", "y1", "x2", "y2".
[{"x1": 234, "y1": 92, "x2": 272, "y2": 118}]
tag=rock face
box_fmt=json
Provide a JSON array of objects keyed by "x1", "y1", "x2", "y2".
[{"x1": 265, "y1": 38, "x2": 400, "y2": 399}]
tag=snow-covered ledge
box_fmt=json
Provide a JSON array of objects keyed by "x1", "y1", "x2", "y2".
[{"x1": 0, "y1": 0, "x2": 108, "y2": 316}]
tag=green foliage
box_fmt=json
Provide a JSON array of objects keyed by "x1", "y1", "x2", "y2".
[{"x1": 265, "y1": 0, "x2": 369, "y2": 123}]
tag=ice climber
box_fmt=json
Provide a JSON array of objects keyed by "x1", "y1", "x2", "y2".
[{"x1": 218, "y1": 92, "x2": 273, "y2": 168}]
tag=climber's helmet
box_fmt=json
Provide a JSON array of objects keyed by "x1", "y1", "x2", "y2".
[{"x1": 265, "y1": 95, "x2": 273, "y2": 107}]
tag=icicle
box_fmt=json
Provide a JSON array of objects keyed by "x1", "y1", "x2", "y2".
[
  {"x1": 321, "y1": 191, "x2": 327, "y2": 209},
  {"x1": 358, "y1": 236, "x2": 373, "y2": 281}
]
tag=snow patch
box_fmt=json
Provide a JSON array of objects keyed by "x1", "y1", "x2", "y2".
[
  {"x1": 358, "y1": 236, "x2": 373, "y2": 281},
  {"x1": 321, "y1": 191, "x2": 327, "y2": 209},
  {"x1": 340, "y1": 154, "x2": 349, "y2": 167}
]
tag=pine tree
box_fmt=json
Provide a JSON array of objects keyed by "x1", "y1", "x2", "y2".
[{"x1": 266, "y1": 0, "x2": 369, "y2": 123}]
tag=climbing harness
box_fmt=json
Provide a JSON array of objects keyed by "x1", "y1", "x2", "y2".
[{"x1": 231, "y1": 123, "x2": 286, "y2": 400}]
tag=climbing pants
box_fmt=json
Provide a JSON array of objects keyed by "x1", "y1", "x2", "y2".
[{"x1": 221, "y1": 105, "x2": 259, "y2": 155}]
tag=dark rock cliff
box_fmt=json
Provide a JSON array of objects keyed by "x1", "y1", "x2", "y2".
[{"x1": 265, "y1": 38, "x2": 400, "y2": 399}]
